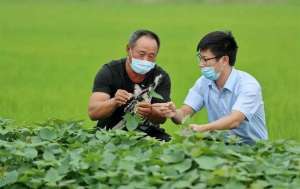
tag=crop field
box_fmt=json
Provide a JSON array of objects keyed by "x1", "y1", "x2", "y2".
[
  {"x1": 1, "y1": 0, "x2": 300, "y2": 140},
  {"x1": 1, "y1": 118, "x2": 300, "y2": 188}
]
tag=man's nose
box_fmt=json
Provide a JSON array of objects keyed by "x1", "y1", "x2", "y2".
[
  {"x1": 199, "y1": 62, "x2": 205, "y2": 68},
  {"x1": 143, "y1": 55, "x2": 154, "y2": 61}
]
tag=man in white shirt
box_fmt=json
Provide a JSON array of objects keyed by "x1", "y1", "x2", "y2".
[{"x1": 156, "y1": 31, "x2": 268, "y2": 144}]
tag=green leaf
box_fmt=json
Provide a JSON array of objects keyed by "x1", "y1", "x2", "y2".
[
  {"x1": 6, "y1": 170, "x2": 18, "y2": 184},
  {"x1": 195, "y1": 156, "x2": 226, "y2": 170},
  {"x1": 43, "y1": 150, "x2": 56, "y2": 161},
  {"x1": 225, "y1": 149, "x2": 255, "y2": 162},
  {"x1": 171, "y1": 180, "x2": 192, "y2": 188},
  {"x1": 39, "y1": 127, "x2": 57, "y2": 141},
  {"x1": 95, "y1": 131, "x2": 110, "y2": 143},
  {"x1": 161, "y1": 148, "x2": 185, "y2": 163},
  {"x1": 44, "y1": 168, "x2": 62, "y2": 184},
  {"x1": 0, "y1": 170, "x2": 18, "y2": 187},
  {"x1": 173, "y1": 159, "x2": 192, "y2": 173},
  {"x1": 24, "y1": 147, "x2": 38, "y2": 159},
  {"x1": 124, "y1": 113, "x2": 141, "y2": 131},
  {"x1": 181, "y1": 169, "x2": 200, "y2": 184},
  {"x1": 287, "y1": 146, "x2": 300, "y2": 154},
  {"x1": 161, "y1": 165, "x2": 180, "y2": 179},
  {"x1": 250, "y1": 180, "x2": 270, "y2": 189},
  {"x1": 224, "y1": 180, "x2": 246, "y2": 189},
  {"x1": 57, "y1": 156, "x2": 71, "y2": 175},
  {"x1": 118, "y1": 160, "x2": 136, "y2": 172},
  {"x1": 149, "y1": 90, "x2": 164, "y2": 100},
  {"x1": 213, "y1": 165, "x2": 231, "y2": 177},
  {"x1": 101, "y1": 151, "x2": 116, "y2": 167}
]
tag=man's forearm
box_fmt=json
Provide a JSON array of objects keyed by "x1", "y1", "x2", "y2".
[
  {"x1": 88, "y1": 98, "x2": 118, "y2": 120},
  {"x1": 192, "y1": 112, "x2": 244, "y2": 132}
]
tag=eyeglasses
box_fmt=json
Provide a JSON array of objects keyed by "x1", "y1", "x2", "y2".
[{"x1": 196, "y1": 53, "x2": 222, "y2": 65}]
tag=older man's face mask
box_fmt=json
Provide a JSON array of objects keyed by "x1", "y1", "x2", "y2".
[{"x1": 130, "y1": 51, "x2": 155, "y2": 75}]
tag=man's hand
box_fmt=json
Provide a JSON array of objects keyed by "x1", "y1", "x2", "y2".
[
  {"x1": 152, "y1": 102, "x2": 177, "y2": 118},
  {"x1": 136, "y1": 102, "x2": 152, "y2": 118},
  {"x1": 113, "y1": 89, "x2": 133, "y2": 107},
  {"x1": 189, "y1": 111, "x2": 245, "y2": 132},
  {"x1": 190, "y1": 124, "x2": 208, "y2": 132}
]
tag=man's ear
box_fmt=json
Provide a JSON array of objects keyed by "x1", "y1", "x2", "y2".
[
  {"x1": 222, "y1": 55, "x2": 230, "y2": 65},
  {"x1": 126, "y1": 45, "x2": 130, "y2": 55}
]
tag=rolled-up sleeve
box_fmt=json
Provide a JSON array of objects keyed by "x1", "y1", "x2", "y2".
[
  {"x1": 92, "y1": 65, "x2": 113, "y2": 95},
  {"x1": 184, "y1": 78, "x2": 204, "y2": 112},
  {"x1": 232, "y1": 83, "x2": 262, "y2": 121}
]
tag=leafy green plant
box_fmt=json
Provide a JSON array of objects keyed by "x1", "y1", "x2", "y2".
[
  {"x1": 122, "y1": 88, "x2": 164, "y2": 131},
  {"x1": 1, "y1": 118, "x2": 300, "y2": 188},
  {"x1": 123, "y1": 113, "x2": 143, "y2": 131}
]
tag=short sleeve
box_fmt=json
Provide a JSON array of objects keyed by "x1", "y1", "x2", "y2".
[
  {"x1": 232, "y1": 83, "x2": 262, "y2": 121},
  {"x1": 184, "y1": 78, "x2": 204, "y2": 112},
  {"x1": 92, "y1": 65, "x2": 113, "y2": 95},
  {"x1": 152, "y1": 73, "x2": 171, "y2": 103}
]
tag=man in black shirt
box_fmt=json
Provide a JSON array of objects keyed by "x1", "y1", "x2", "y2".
[{"x1": 88, "y1": 29, "x2": 171, "y2": 141}]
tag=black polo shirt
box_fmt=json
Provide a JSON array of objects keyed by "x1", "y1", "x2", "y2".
[{"x1": 92, "y1": 58, "x2": 171, "y2": 130}]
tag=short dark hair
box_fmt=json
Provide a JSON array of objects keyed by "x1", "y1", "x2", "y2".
[
  {"x1": 196, "y1": 31, "x2": 238, "y2": 66},
  {"x1": 128, "y1": 29, "x2": 160, "y2": 50}
]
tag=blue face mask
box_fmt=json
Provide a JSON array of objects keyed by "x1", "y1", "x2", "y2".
[
  {"x1": 201, "y1": 66, "x2": 220, "y2": 81},
  {"x1": 130, "y1": 58, "x2": 155, "y2": 75}
]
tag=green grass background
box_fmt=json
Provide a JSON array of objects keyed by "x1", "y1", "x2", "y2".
[{"x1": 1, "y1": 0, "x2": 300, "y2": 141}]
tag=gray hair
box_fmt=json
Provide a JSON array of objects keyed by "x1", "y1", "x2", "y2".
[{"x1": 128, "y1": 29, "x2": 160, "y2": 50}]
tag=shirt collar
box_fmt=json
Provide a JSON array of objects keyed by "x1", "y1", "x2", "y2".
[
  {"x1": 207, "y1": 68, "x2": 238, "y2": 92},
  {"x1": 223, "y1": 68, "x2": 238, "y2": 92}
]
